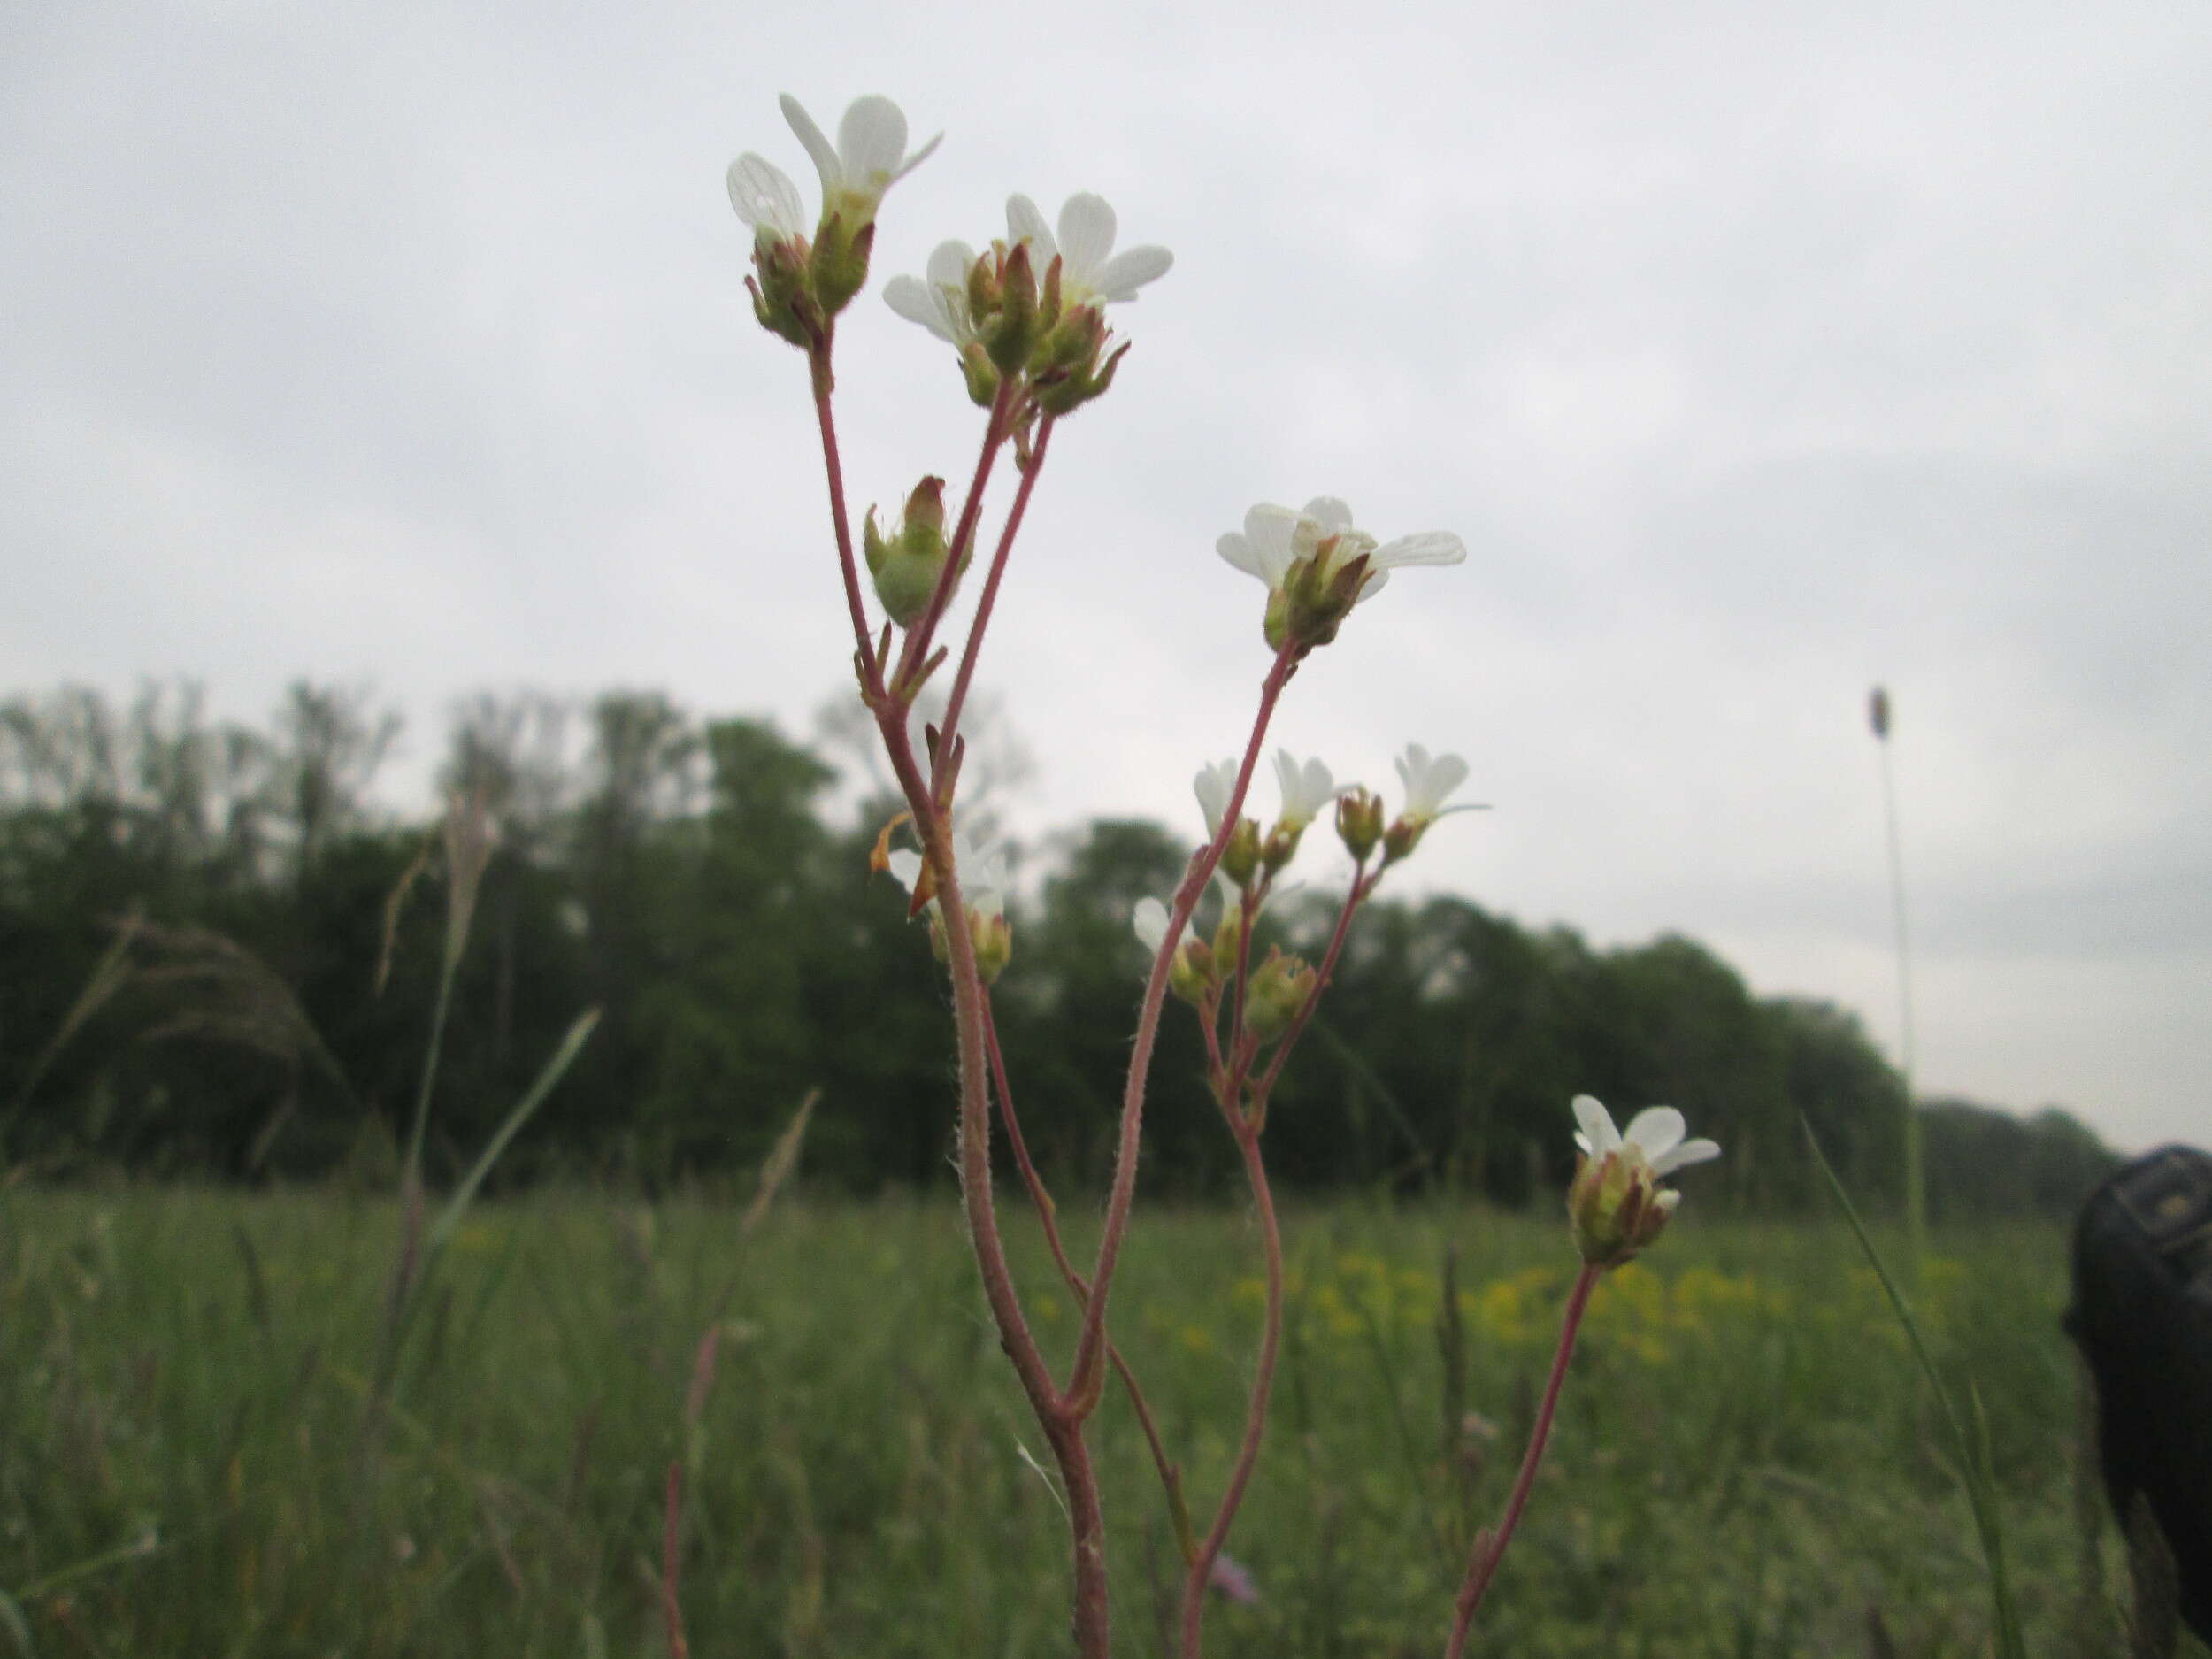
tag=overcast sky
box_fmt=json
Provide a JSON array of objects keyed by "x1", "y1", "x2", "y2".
[{"x1": 7, "y1": 0, "x2": 2208, "y2": 1150}]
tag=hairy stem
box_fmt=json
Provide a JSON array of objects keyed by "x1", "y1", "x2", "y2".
[
  {"x1": 1445, "y1": 1261, "x2": 1600, "y2": 1658},
  {"x1": 933, "y1": 413, "x2": 1056, "y2": 797},
  {"x1": 1068, "y1": 643, "x2": 1300, "y2": 1413},
  {"x1": 1178, "y1": 1122, "x2": 1285, "y2": 1657},
  {"x1": 806, "y1": 338, "x2": 880, "y2": 691},
  {"x1": 895, "y1": 377, "x2": 1018, "y2": 696}
]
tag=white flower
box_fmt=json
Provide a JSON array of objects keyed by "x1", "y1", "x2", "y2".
[
  {"x1": 1217, "y1": 497, "x2": 1464, "y2": 605},
  {"x1": 1271, "y1": 750, "x2": 1346, "y2": 833},
  {"x1": 882, "y1": 239, "x2": 983, "y2": 346},
  {"x1": 1193, "y1": 757, "x2": 1240, "y2": 837},
  {"x1": 1571, "y1": 1096, "x2": 1721, "y2": 1180},
  {"x1": 1394, "y1": 744, "x2": 1471, "y2": 822},
  {"x1": 780, "y1": 92, "x2": 941, "y2": 226},
  {"x1": 887, "y1": 825, "x2": 1009, "y2": 918},
  {"x1": 1133, "y1": 896, "x2": 1170, "y2": 953},
  {"x1": 1568, "y1": 1094, "x2": 1721, "y2": 1266},
  {"x1": 1005, "y1": 192, "x2": 1172, "y2": 308},
  {"x1": 726, "y1": 153, "x2": 807, "y2": 245}
]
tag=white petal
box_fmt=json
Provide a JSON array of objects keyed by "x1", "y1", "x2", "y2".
[
  {"x1": 883, "y1": 276, "x2": 956, "y2": 342},
  {"x1": 1089, "y1": 244, "x2": 1173, "y2": 301},
  {"x1": 1372, "y1": 531, "x2": 1466, "y2": 569},
  {"x1": 727, "y1": 154, "x2": 803, "y2": 234},
  {"x1": 1240, "y1": 503, "x2": 1301, "y2": 584},
  {"x1": 1302, "y1": 497, "x2": 1356, "y2": 533},
  {"x1": 780, "y1": 93, "x2": 842, "y2": 193},
  {"x1": 1655, "y1": 1188, "x2": 1682, "y2": 1216},
  {"x1": 885, "y1": 848, "x2": 923, "y2": 894},
  {"x1": 1133, "y1": 897, "x2": 1170, "y2": 952},
  {"x1": 1573, "y1": 1132, "x2": 1594, "y2": 1155},
  {"x1": 1572, "y1": 1094, "x2": 1620, "y2": 1156},
  {"x1": 890, "y1": 129, "x2": 942, "y2": 186},
  {"x1": 1194, "y1": 758, "x2": 1238, "y2": 835},
  {"x1": 1653, "y1": 1138, "x2": 1722, "y2": 1177},
  {"x1": 837, "y1": 95, "x2": 910, "y2": 188},
  {"x1": 1056, "y1": 192, "x2": 1118, "y2": 282},
  {"x1": 1623, "y1": 1106, "x2": 1686, "y2": 1163},
  {"x1": 926, "y1": 239, "x2": 976, "y2": 290},
  {"x1": 1217, "y1": 533, "x2": 1269, "y2": 581},
  {"x1": 1005, "y1": 193, "x2": 1055, "y2": 258},
  {"x1": 1410, "y1": 752, "x2": 1468, "y2": 816}
]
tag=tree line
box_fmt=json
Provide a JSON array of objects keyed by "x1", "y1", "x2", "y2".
[{"x1": 0, "y1": 680, "x2": 2116, "y2": 1215}]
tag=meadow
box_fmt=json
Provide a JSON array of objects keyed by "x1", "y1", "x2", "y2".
[{"x1": 0, "y1": 1185, "x2": 2182, "y2": 1657}]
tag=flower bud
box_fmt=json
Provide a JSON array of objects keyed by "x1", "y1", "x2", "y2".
[
  {"x1": 1567, "y1": 1148, "x2": 1678, "y2": 1268},
  {"x1": 747, "y1": 237, "x2": 819, "y2": 349},
  {"x1": 864, "y1": 477, "x2": 954, "y2": 627},
  {"x1": 984, "y1": 241, "x2": 1040, "y2": 376},
  {"x1": 1218, "y1": 818, "x2": 1263, "y2": 889},
  {"x1": 1336, "y1": 787, "x2": 1385, "y2": 862},
  {"x1": 806, "y1": 210, "x2": 878, "y2": 318},
  {"x1": 1261, "y1": 821, "x2": 1302, "y2": 874},
  {"x1": 1165, "y1": 935, "x2": 1212, "y2": 1003},
  {"x1": 1246, "y1": 948, "x2": 1316, "y2": 1042},
  {"x1": 970, "y1": 907, "x2": 1014, "y2": 984},
  {"x1": 959, "y1": 342, "x2": 1000, "y2": 408}
]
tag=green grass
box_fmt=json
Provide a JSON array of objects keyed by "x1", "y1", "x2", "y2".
[{"x1": 0, "y1": 1185, "x2": 2179, "y2": 1656}]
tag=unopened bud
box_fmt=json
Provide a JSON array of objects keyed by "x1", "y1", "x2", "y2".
[
  {"x1": 1246, "y1": 948, "x2": 1316, "y2": 1042},
  {"x1": 971, "y1": 908, "x2": 1013, "y2": 984},
  {"x1": 985, "y1": 241, "x2": 1039, "y2": 376},
  {"x1": 1219, "y1": 818, "x2": 1262, "y2": 888},
  {"x1": 1336, "y1": 787, "x2": 1385, "y2": 862},
  {"x1": 1567, "y1": 1149, "x2": 1678, "y2": 1268},
  {"x1": 864, "y1": 478, "x2": 953, "y2": 627},
  {"x1": 1261, "y1": 821, "x2": 1302, "y2": 873}
]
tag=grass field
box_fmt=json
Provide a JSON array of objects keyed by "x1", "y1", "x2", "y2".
[{"x1": 0, "y1": 1183, "x2": 2186, "y2": 1656}]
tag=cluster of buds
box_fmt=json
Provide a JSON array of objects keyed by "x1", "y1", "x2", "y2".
[
  {"x1": 1564, "y1": 1097, "x2": 1721, "y2": 1267},
  {"x1": 882, "y1": 193, "x2": 1171, "y2": 417},
  {"x1": 727, "y1": 94, "x2": 942, "y2": 348},
  {"x1": 863, "y1": 476, "x2": 960, "y2": 626}
]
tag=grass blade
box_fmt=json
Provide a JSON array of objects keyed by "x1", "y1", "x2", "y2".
[
  {"x1": 426, "y1": 1007, "x2": 601, "y2": 1260},
  {"x1": 1802, "y1": 1118, "x2": 2025, "y2": 1659}
]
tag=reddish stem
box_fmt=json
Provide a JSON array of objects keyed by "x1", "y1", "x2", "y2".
[
  {"x1": 983, "y1": 997, "x2": 1192, "y2": 1553},
  {"x1": 661, "y1": 1460, "x2": 689, "y2": 1659},
  {"x1": 933, "y1": 413, "x2": 1056, "y2": 799},
  {"x1": 1251, "y1": 864, "x2": 1374, "y2": 1106},
  {"x1": 1067, "y1": 643, "x2": 1300, "y2": 1412},
  {"x1": 894, "y1": 377, "x2": 1018, "y2": 695},
  {"x1": 1444, "y1": 1261, "x2": 1601, "y2": 1658},
  {"x1": 1177, "y1": 1122, "x2": 1285, "y2": 1658},
  {"x1": 806, "y1": 338, "x2": 879, "y2": 691}
]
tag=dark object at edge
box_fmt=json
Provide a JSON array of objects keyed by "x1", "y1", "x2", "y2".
[{"x1": 2066, "y1": 1143, "x2": 2212, "y2": 1644}]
